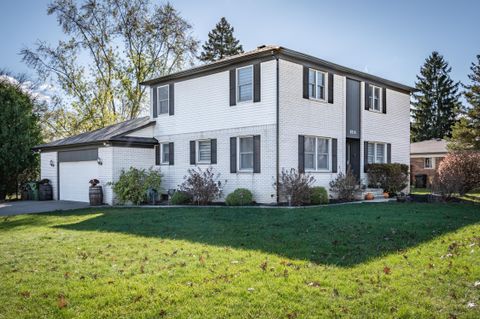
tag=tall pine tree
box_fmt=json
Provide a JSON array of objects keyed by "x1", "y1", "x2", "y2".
[
  {"x1": 411, "y1": 51, "x2": 461, "y2": 142},
  {"x1": 199, "y1": 17, "x2": 243, "y2": 62},
  {"x1": 449, "y1": 54, "x2": 480, "y2": 150}
]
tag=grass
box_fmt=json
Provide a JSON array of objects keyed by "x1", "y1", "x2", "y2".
[{"x1": 0, "y1": 203, "x2": 479, "y2": 318}]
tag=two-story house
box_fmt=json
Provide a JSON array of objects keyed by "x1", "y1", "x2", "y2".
[{"x1": 35, "y1": 45, "x2": 413, "y2": 204}]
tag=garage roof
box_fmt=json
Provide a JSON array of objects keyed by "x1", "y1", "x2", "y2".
[{"x1": 33, "y1": 117, "x2": 157, "y2": 151}]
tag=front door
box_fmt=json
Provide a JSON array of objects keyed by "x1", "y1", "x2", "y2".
[{"x1": 346, "y1": 138, "x2": 360, "y2": 180}]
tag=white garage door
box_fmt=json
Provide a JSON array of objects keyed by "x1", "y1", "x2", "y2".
[{"x1": 59, "y1": 161, "x2": 99, "y2": 202}]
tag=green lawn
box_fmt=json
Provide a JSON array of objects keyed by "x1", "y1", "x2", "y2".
[{"x1": 1, "y1": 203, "x2": 479, "y2": 318}]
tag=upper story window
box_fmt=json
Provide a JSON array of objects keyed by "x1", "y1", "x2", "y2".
[
  {"x1": 197, "y1": 140, "x2": 211, "y2": 164},
  {"x1": 157, "y1": 85, "x2": 169, "y2": 114},
  {"x1": 424, "y1": 157, "x2": 434, "y2": 169},
  {"x1": 237, "y1": 65, "x2": 253, "y2": 103},
  {"x1": 238, "y1": 136, "x2": 254, "y2": 170},
  {"x1": 367, "y1": 142, "x2": 386, "y2": 164},
  {"x1": 161, "y1": 142, "x2": 170, "y2": 164},
  {"x1": 304, "y1": 136, "x2": 331, "y2": 171},
  {"x1": 308, "y1": 69, "x2": 326, "y2": 101},
  {"x1": 367, "y1": 84, "x2": 381, "y2": 111}
]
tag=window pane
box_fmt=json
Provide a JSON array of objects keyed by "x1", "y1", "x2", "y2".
[
  {"x1": 425, "y1": 158, "x2": 432, "y2": 168},
  {"x1": 367, "y1": 143, "x2": 375, "y2": 164},
  {"x1": 240, "y1": 153, "x2": 253, "y2": 169},
  {"x1": 162, "y1": 144, "x2": 169, "y2": 163},
  {"x1": 158, "y1": 86, "x2": 168, "y2": 100},
  {"x1": 240, "y1": 137, "x2": 253, "y2": 153},
  {"x1": 238, "y1": 67, "x2": 253, "y2": 102},
  {"x1": 158, "y1": 86, "x2": 169, "y2": 114},
  {"x1": 308, "y1": 70, "x2": 315, "y2": 98},
  {"x1": 305, "y1": 154, "x2": 315, "y2": 170},
  {"x1": 376, "y1": 144, "x2": 385, "y2": 163},
  {"x1": 318, "y1": 138, "x2": 329, "y2": 154},
  {"x1": 317, "y1": 154, "x2": 329, "y2": 170},
  {"x1": 304, "y1": 137, "x2": 315, "y2": 153},
  {"x1": 198, "y1": 141, "x2": 211, "y2": 162},
  {"x1": 159, "y1": 100, "x2": 169, "y2": 114},
  {"x1": 239, "y1": 137, "x2": 254, "y2": 170}
]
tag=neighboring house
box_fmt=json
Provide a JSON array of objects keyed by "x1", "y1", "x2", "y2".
[
  {"x1": 410, "y1": 139, "x2": 448, "y2": 188},
  {"x1": 35, "y1": 45, "x2": 413, "y2": 204}
]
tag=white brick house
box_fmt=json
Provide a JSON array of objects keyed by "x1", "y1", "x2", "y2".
[{"x1": 36, "y1": 45, "x2": 413, "y2": 204}]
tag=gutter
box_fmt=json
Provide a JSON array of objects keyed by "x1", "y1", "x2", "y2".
[{"x1": 274, "y1": 52, "x2": 280, "y2": 203}]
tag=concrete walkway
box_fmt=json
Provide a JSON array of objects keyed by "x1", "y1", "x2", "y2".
[{"x1": 0, "y1": 200, "x2": 89, "y2": 216}]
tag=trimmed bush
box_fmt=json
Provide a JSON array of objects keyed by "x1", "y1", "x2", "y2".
[
  {"x1": 366, "y1": 163, "x2": 409, "y2": 196},
  {"x1": 170, "y1": 191, "x2": 191, "y2": 205},
  {"x1": 310, "y1": 187, "x2": 328, "y2": 205},
  {"x1": 433, "y1": 151, "x2": 480, "y2": 198},
  {"x1": 225, "y1": 188, "x2": 253, "y2": 206}
]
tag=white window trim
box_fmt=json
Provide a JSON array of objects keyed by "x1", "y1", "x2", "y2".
[
  {"x1": 367, "y1": 84, "x2": 382, "y2": 112},
  {"x1": 236, "y1": 65, "x2": 253, "y2": 104},
  {"x1": 308, "y1": 69, "x2": 328, "y2": 102},
  {"x1": 196, "y1": 139, "x2": 211, "y2": 164},
  {"x1": 424, "y1": 157, "x2": 435, "y2": 169},
  {"x1": 157, "y1": 85, "x2": 169, "y2": 115},
  {"x1": 304, "y1": 136, "x2": 332, "y2": 172},
  {"x1": 367, "y1": 142, "x2": 387, "y2": 164},
  {"x1": 237, "y1": 135, "x2": 254, "y2": 172},
  {"x1": 160, "y1": 142, "x2": 170, "y2": 165}
]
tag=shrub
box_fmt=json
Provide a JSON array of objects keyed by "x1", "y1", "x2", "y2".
[
  {"x1": 310, "y1": 187, "x2": 328, "y2": 205},
  {"x1": 366, "y1": 163, "x2": 409, "y2": 195},
  {"x1": 178, "y1": 167, "x2": 225, "y2": 205},
  {"x1": 433, "y1": 151, "x2": 480, "y2": 198},
  {"x1": 170, "y1": 191, "x2": 192, "y2": 205},
  {"x1": 276, "y1": 168, "x2": 315, "y2": 206},
  {"x1": 329, "y1": 167, "x2": 360, "y2": 202},
  {"x1": 225, "y1": 188, "x2": 253, "y2": 206},
  {"x1": 111, "y1": 167, "x2": 162, "y2": 205}
]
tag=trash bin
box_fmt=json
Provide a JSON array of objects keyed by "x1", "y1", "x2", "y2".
[
  {"x1": 27, "y1": 182, "x2": 39, "y2": 201},
  {"x1": 414, "y1": 174, "x2": 427, "y2": 188}
]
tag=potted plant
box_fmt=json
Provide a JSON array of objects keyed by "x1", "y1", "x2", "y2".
[
  {"x1": 383, "y1": 192, "x2": 389, "y2": 199},
  {"x1": 89, "y1": 179, "x2": 103, "y2": 206},
  {"x1": 364, "y1": 192, "x2": 375, "y2": 200}
]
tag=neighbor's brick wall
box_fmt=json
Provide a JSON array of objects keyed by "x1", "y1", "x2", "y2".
[{"x1": 410, "y1": 156, "x2": 444, "y2": 187}]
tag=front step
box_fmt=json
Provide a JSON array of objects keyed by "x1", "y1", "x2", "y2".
[{"x1": 361, "y1": 188, "x2": 386, "y2": 200}]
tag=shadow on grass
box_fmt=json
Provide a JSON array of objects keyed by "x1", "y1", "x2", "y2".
[{"x1": 40, "y1": 203, "x2": 480, "y2": 266}]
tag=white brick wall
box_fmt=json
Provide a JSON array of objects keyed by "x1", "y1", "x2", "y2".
[
  {"x1": 278, "y1": 60, "x2": 345, "y2": 194},
  {"x1": 156, "y1": 124, "x2": 277, "y2": 204},
  {"x1": 40, "y1": 152, "x2": 58, "y2": 200}
]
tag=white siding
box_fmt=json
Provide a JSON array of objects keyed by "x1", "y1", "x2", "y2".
[
  {"x1": 153, "y1": 60, "x2": 277, "y2": 136},
  {"x1": 124, "y1": 125, "x2": 154, "y2": 138}
]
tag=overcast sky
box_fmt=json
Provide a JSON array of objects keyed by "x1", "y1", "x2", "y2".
[{"x1": 1, "y1": 0, "x2": 478, "y2": 88}]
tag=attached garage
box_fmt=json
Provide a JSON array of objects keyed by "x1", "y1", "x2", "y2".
[{"x1": 33, "y1": 117, "x2": 158, "y2": 205}]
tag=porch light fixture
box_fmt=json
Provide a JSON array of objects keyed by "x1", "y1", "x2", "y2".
[
  {"x1": 97, "y1": 157, "x2": 103, "y2": 165},
  {"x1": 49, "y1": 160, "x2": 55, "y2": 167}
]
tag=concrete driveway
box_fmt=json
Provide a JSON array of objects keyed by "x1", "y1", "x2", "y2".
[{"x1": 0, "y1": 200, "x2": 90, "y2": 216}]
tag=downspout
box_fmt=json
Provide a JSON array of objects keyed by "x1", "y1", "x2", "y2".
[{"x1": 274, "y1": 52, "x2": 280, "y2": 203}]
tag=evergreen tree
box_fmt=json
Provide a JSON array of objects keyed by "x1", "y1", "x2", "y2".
[
  {"x1": 0, "y1": 74, "x2": 42, "y2": 200},
  {"x1": 449, "y1": 55, "x2": 480, "y2": 150},
  {"x1": 199, "y1": 17, "x2": 243, "y2": 62},
  {"x1": 411, "y1": 51, "x2": 461, "y2": 142}
]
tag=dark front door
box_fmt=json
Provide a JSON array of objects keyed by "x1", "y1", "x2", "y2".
[{"x1": 346, "y1": 138, "x2": 360, "y2": 180}]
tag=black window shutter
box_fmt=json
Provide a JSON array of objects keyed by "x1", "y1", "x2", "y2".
[
  {"x1": 387, "y1": 143, "x2": 392, "y2": 163},
  {"x1": 152, "y1": 87, "x2": 158, "y2": 118},
  {"x1": 189, "y1": 141, "x2": 196, "y2": 165},
  {"x1": 169, "y1": 83, "x2": 174, "y2": 116},
  {"x1": 253, "y1": 135, "x2": 261, "y2": 173},
  {"x1": 253, "y1": 63, "x2": 261, "y2": 102},
  {"x1": 303, "y1": 66, "x2": 309, "y2": 99},
  {"x1": 331, "y1": 138, "x2": 338, "y2": 173},
  {"x1": 230, "y1": 137, "x2": 237, "y2": 173},
  {"x1": 364, "y1": 82, "x2": 370, "y2": 110},
  {"x1": 168, "y1": 142, "x2": 174, "y2": 165},
  {"x1": 298, "y1": 135, "x2": 305, "y2": 173},
  {"x1": 382, "y1": 87, "x2": 387, "y2": 114},
  {"x1": 328, "y1": 73, "x2": 334, "y2": 104},
  {"x1": 229, "y1": 69, "x2": 236, "y2": 106},
  {"x1": 155, "y1": 144, "x2": 160, "y2": 165},
  {"x1": 364, "y1": 141, "x2": 369, "y2": 172},
  {"x1": 211, "y1": 139, "x2": 217, "y2": 164}
]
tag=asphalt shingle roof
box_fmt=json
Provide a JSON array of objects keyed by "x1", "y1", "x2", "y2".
[
  {"x1": 410, "y1": 139, "x2": 448, "y2": 155},
  {"x1": 34, "y1": 116, "x2": 156, "y2": 150}
]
